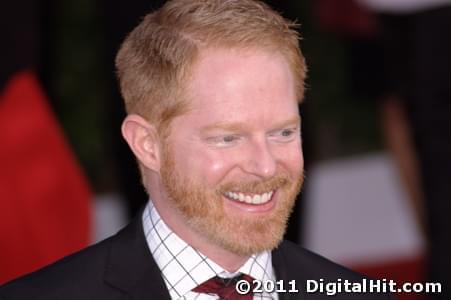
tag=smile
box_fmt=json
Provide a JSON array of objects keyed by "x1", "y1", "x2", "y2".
[{"x1": 223, "y1": 191, "x2": 274, "y2": 205}]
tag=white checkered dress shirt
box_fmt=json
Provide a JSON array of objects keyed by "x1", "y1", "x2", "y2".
[{"x1": 143, "y1": 201, "x2": 278, "y2": 300}]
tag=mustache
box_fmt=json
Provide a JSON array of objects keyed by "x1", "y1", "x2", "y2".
[{"x1": 217, "y1": 174, "x2": 290, "y2": 195}]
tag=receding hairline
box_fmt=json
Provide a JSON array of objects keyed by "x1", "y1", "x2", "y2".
[{"x1": 115, "y1": 0, "x2": 306, "y2": 115}]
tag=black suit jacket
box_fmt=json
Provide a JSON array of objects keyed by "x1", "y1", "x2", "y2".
[{"x1": 0, "y1": 215, "x2": 391, "y2": 299}]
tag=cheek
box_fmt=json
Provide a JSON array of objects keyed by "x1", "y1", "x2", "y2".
[
  {"x1": 178, "y1": 146, "x2": 237, "y2": 186},
  {"x1": 204, "y1": 152, "x2": 238, "y2": 186},
  {"x1": 276, "y1": 144, "x2": 304, "y2": 175}
]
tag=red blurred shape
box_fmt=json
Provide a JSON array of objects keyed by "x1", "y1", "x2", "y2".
[
  {"x1": 0, "y1": 71, "x2": 91, "y2": 284},
  {"x1": 354, "y1": 256, "x2": 426, "y2": 300},
  {"x1": 314, "y1": 0, "x2": 380, "y2": 37}
]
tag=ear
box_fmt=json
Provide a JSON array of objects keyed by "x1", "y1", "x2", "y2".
[{"x1": 121, "y1": 114, "x2": 161, "y2": 172}]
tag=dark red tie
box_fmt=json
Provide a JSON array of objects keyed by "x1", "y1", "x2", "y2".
[{"x1": 192, "y1": 274, "x2": 254, "y2": 299}]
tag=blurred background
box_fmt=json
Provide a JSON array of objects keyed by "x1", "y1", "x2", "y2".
[{"x1": 1, "y1": 1, "x2": 450, "y2": 299}]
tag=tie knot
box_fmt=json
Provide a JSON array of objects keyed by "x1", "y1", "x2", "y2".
[{"x1": 193, "y1": 273, "x2": 254, "y2": 299}]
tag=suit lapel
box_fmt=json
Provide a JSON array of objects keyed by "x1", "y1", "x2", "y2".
[
  {"x1": 102, "y1": 215, "x2": 313, "y2": 300},
  {"x1": 272, "y1": 242, "x2": 308, "y2": 300},
  {"x1": 103, "y1": 212, "x2": 171, "y2": 300}
]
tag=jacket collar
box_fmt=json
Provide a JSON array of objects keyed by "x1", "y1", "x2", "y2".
[
  {"x1": 272, "y1": 241, "x2": 308, "y2": 300},
  {"x1": 103, "y1": 212, "x2": 171, "y2": 300},
  {"x1": 102, "y1": 211, "x2": 308, "y2": 300}
]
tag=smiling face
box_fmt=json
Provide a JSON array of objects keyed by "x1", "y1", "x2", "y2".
[{"x1": 158, "y1": 48, "x2": 304, "y2": 256}]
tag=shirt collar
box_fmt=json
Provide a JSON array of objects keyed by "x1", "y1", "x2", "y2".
[{"x1": 142, "y1": 200, "x2": 277, "y2": 299}]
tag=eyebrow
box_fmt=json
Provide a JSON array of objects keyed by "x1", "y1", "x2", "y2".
[{"x1": 200, "y1": 116, "x2": 301, "y2": 134}]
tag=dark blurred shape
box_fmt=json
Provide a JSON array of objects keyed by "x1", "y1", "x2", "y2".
[
  {"x1": 314, "y1": 0, "x2": 379, "y2": 37},
  {"x1": 375, "y1": 5, "x2": 451, "y2": 299},
  {"x1": 0, "y1": 0, "x2": 39, "y2": 90},
  {"x1": 315, "y1": 0, "x2": 451, "y2": 297},
  {"x1": 397, "y1": 7, "x2": 451, "y2": 299}
]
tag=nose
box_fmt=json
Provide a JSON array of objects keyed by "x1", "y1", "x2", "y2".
[{"x1": 242, "y1": 138, "x2": 277, "y2": 179}]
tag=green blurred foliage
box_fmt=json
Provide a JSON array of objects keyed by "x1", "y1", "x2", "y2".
[{"x1": 48, "y1": 0, "x2": 115, "y2": 192}]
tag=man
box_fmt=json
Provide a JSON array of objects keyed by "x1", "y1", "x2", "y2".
[{"x1": 0, "y1": 0, "x2": 391, "y2": 299}]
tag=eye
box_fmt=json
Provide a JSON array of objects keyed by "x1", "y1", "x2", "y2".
[
  {"x1": 222, "y1": 135, "x2": 238, "y2": 143},
  {"x1": 268, "y1": 127, "x2": 299, "y2": 142},
  {"x1": 207, "y1": 134, "x2": 242, "y2": 147},
  {"x1": 281, "y1": 129, "x2": 295, "y2": 137}
]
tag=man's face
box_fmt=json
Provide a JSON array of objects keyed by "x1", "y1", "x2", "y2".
[{"x1": 160, "y1": 48, "x2": 304, "y2": 256}]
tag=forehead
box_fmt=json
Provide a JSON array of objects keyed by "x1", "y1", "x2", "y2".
[{"x1": 179, "y1": 47, "x2": 298, "y2": 126}]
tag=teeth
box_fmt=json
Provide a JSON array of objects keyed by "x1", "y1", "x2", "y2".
[
  {"x1": 252, "y1": 195, "x2": 262, "y2": 204},
  {"x1": 224, "y1": 191, "x2": 274, "y2": 205}
]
